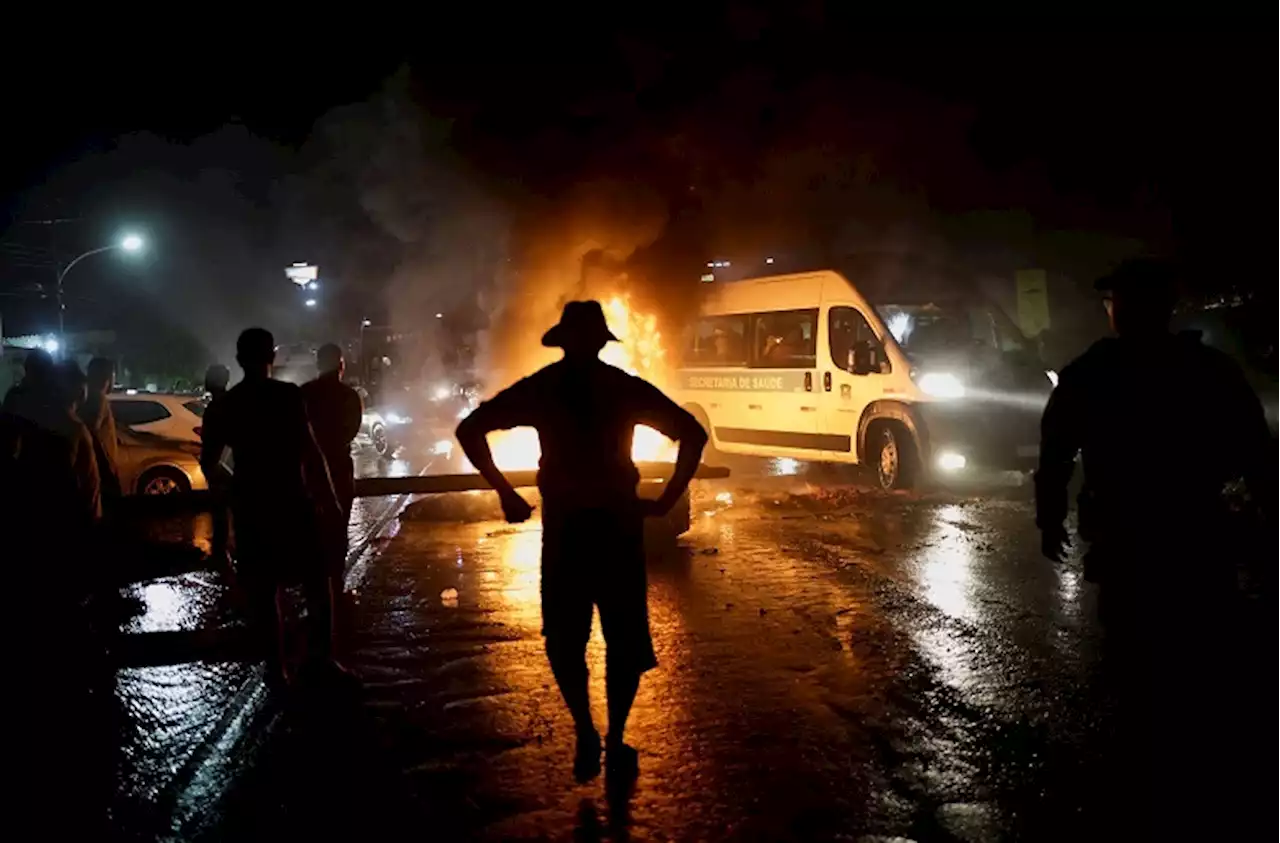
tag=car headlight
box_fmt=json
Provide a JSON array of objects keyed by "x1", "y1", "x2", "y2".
[
  {"x1": 384, "y1": 412, "x2": 412, "y2": 426},
  {"x1": 917, "y1": 372, "x2": 966, "y2": 399},
  {"x1": 1045, "y1": 369, "x2": 1059, "y2": 388}
]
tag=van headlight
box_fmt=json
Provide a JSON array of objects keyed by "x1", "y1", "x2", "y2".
[{"x1": 917, "y1": 372, "x2": 967, "y2": 399}]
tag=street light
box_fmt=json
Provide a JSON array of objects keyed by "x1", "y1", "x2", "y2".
[
  {"x1": 55, "y1": 233, "x2": 146, "y2": 352},
  {"x1": 304, "y1": 298, "x2": 317, "y2": 308}
]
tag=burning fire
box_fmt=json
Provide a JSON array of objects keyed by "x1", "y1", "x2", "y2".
[{"x1": 479, "y1": 294, "x2": 677, "y2": 471}]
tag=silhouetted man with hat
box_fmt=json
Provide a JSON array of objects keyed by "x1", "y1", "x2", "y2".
[
  {"x1": 457, "y1": 300, "x2": 707, "y2": 782},
  {"x1": 1037, "y1": 258, "x2": 1271, "y2": 593},
  {"x1": 1035, "y1": 257, "x2": 1273, "y2": 836}
]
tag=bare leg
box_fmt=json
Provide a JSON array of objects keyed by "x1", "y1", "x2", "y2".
[
  {"x1": 605, "y1": 669, "x2": 640, "y2": 746},
  {"x1": 303, "y1": 566, "x2": 335, "y2": 665},
  {"x1": 604, "y1": 666, "x2": 641, "y2": 779},
  {"x1": 547, "y1": 643, "x2": 594, "y2": 735},
  {"x1": 248, "y1": 577, "x2": 287, "y2": 686},
  {"x1": 548, "y1": 642, "x2": 601, "y2": 781}
]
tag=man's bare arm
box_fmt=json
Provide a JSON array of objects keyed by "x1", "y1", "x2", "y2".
[
  {"x1": 456, "y1": 394, "x2": 534, "y2": 523},
  {"x1": 199, "y1": 402, "x2": 227, "y2": 480},
  {"x1": 457, "y1": 415, "x2": 519, "y2": 496},
  {"x1": 634, "y1": 382, "x2": 709, "y2": 515},
  {"x1": 294, "y1": 392, "x2": 340, "y2": 515},
  {"x1": 652, "y1": 418, "x2": 707, "y2": 515},
  {"x1": 341, "y1": 390, "x2": 363, "y2": 445},
  {"x1": 1034, "y1": 373, "x2": 1082, "y2": 560}
]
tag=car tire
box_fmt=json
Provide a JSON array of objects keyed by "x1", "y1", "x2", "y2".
[
  {"x1": 371, "y1": 423, "x2": 391, "y2": 457},
  {"x1": 137, "y1": 466, "x2": 191, "y2": 496},
  {"x1": 868, "y1": 422, "x2": 918, "y2": 491},
  {"x1": 642, "y1": 487, "x2": 692, "y2": 546}
]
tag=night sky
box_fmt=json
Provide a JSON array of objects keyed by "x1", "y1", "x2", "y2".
[{"x1": 0, "y1": 9, "x2": 1271, "y2": 372}]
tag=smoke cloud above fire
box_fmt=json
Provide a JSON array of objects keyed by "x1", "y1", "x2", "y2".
[
  {"x1": 486, "y1": 177, "x2": 699, "y2": 390},
  {"x1": 299, "y1": 72, "x2": 706, "y2": 396}
]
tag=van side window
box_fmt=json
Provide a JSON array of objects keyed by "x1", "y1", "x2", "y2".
[
  {"x1": 684, "y1": 315, "x2": 749, "y2": 367},
  {"x1": 829, "y1": 307, "x2": 889, "y2": 374},
  {"x1": 751, "y1": 309, "x2": 818, "y2": 369}
]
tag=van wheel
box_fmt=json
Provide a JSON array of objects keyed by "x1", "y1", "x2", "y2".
[{"x1": 868, "y1": 423, "x2": 917, "y2": 491}]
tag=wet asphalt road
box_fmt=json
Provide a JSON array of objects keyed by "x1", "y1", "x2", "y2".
[
  {"x1": 112, "y1": 454, "x2": 1266, "y2": 841},
  {"x1": 114, "y1": 448, "x2": 424, "y2": 835}
]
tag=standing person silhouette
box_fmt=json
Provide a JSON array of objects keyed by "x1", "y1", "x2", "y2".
[
  {"x1": 302, "y1": 343, "x2": 364, "y2": 651},
  {"x1": 457, "y1": 300, "x2": 707, "y2": 782},
  {"x1": 199, "y1": 328, "x2": 344, "y2": 686},
  {"x1": 79, "y1": 358, "x2": 120, "y2": 496},
  {"x1": 205, "y1": 363, "x2": 231, "y2": 402},
  {"x1": 202, "y1": 363, "x2": 234, "y2": 565},
  {"x1": 1035, "y1": 258, "x2": 1273, "y2": 837}
]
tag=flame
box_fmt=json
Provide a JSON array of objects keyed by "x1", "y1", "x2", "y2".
[{"x1": 478, "y1": 294, "x2": 677, "y2": 471}]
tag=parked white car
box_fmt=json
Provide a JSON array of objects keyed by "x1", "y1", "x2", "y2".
[
  {"x1": 115, "y1": 426, "x2": 208, "y2": 495},
  {"x1": 109, "y1": 392, "x2": 207, "y2": 443}
]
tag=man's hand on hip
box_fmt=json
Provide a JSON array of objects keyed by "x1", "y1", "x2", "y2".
[{"x1": 499, "y1": 489, "x2": 534, "y2": 523}]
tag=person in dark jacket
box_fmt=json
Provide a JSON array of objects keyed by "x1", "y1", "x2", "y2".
[
  {"x1": 2, "y1": 348, "x2": 55, "y2": 415},
  {"x1": 457, "y1": 300, "x2": 707, "y2": 782},
  {"x1": 1035, "y1": 258, "x2": 1273, "y2": 837},
  {"x1": 1036, "y1": 259, "x2": 1272, "y2": 601}
]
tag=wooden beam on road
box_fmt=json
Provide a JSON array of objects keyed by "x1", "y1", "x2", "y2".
[
  {"x1": 118, "y1": 463, "x2": 730, "y2": 516},
  {"x1": 354, "y1": 462, "x2": 730, "y2": 498}
]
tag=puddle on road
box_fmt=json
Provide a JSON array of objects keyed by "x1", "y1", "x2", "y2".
[
  {"x1": 114, "y1": 473, "x2": 413, "y2": 832},
  {"x1": 121, "y1": 573, "x2": 228, "y2": 634}
]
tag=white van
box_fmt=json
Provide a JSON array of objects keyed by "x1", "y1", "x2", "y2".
[{"x1": 673, "y1": 269, "x2": 1053, "y2": 489}]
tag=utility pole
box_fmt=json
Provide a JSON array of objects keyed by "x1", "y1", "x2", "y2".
[{"x1": 18, "y1": 216, "x2": 79, "y2": 351}]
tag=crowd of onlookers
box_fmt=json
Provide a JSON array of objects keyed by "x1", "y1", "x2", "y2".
[{"x1": 1, "y1": 350, "x2": 128, "y2": 836}]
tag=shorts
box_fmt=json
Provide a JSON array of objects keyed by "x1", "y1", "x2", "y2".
[{"x1": 540, "y1": 505, "x2": 657, "y2": 674}]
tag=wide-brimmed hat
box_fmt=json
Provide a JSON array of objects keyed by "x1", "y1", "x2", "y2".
[{"x1": 541, "y1": 300, "x2": 620, "y2": 348}]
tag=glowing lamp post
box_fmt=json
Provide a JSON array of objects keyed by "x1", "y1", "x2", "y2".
[{"x1": 55, "y1": 233, "x2": 146, "y2": 354}]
